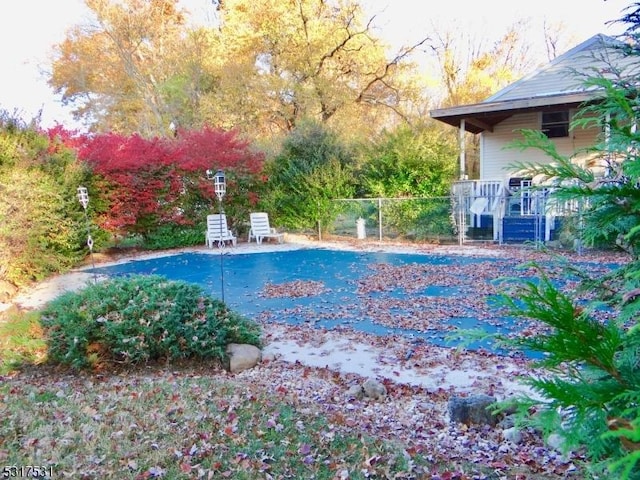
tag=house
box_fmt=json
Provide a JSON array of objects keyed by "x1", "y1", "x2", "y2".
[{"x1": 430, "y1": 34, "x2": 636, "y2": 244}]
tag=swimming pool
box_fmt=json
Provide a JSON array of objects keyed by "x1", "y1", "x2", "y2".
[
  {"x1": 87, "y1": 248, "x2": 532, "y2": 349},
  {"x1": 87, "y1": 247, "x2": 616, "y2": 354}
]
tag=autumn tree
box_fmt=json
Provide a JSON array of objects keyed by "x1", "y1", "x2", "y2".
[
  {"x1": 433, "y1": 24, "x2": 536, "y2": 109},
  {"x1": 185, "y1": 0, "x2": 429, "y2": 140},
  {"x1": 49, "y1": 0, "x2": 429, "y2": 142},
  {"x1": 50, "y1": 0, "x2": 218, "y2": 137}
]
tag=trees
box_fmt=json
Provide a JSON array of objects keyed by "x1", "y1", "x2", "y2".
[
  {"x1": 259, "y1": 119, "x2": 355, "y2": 231},
  {"x1": 208, "y1": 0, "x2": 428, "y2": 140},
  {"x1": 433, "y1": 24, "x2": 537, "y2": 110},
  {"x1": 49, "y1": 0, "x2": 428, "y2": 141},
  {"x1": 50, "y1": 0, "x2": 217, "y2": 136}
]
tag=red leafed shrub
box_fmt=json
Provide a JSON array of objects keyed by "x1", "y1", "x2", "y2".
[
  {"x1": 176, "y1": 128, "x2": 262, "y2": 174},
  {"x1": 46, "y1": 125, "x2": 86, "y2": 155},
  {"x1": 75, "y1": 127, "x2": 264, "y2": 239},
  {"x1": 174, "y1": 128, "x2": 264, "y2": 210},
  {"x1": 78, "y1": 133, "x2": 182, "y2": 235}
]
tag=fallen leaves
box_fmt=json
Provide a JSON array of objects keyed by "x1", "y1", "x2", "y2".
[
  {"x1": 253, "y1": 247, "x2": 623, "y2": 354},
  {"x1": 260, "y1": 280, "x2": 328, "y2": 298}
]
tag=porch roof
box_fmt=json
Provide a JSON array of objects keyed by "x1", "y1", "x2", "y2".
[{"x1": 429, "y1": 91, "x2": 598, "y2": 134}]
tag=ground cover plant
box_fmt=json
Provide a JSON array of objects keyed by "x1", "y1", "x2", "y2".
[{"x1": 39, "y1": 274, "x2": 261, "y2": 370}]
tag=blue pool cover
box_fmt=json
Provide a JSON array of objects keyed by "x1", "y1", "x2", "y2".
[{"x1": 86, "y1": 247, "x2": 614, "y2": 355}]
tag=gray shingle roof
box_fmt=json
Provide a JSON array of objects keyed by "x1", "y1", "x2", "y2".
[
  {"x1": 430, "y1": 34, "x2": 639, "y2": 133},
  {"x1": 486, "y1": 34, "x2": 631, "y2": 102}
]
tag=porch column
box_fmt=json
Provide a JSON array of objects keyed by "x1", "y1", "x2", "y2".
[
  {"x1": 605, "y1": 113, "x2": 614, "y2": 176},
  {"x1": 459, "y1": 119, "x2": 466, "y2": 180}
]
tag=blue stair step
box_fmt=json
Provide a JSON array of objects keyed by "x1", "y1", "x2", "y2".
[{"x1": 503, "y1": 217, "x2": 546, "y2": 242}]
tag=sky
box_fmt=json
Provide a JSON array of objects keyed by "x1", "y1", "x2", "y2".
[{"x1": 0, "y1": 0, "x2": 632, "y2": 130}]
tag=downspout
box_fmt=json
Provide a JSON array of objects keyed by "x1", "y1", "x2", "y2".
[{"x1": 459, "y1": 119, "x2": 466, "y2": 180}]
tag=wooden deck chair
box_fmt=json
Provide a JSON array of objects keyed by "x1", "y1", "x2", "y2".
[
  {"x1": 248, "y1": 212, "x2": 284, "y2": 245},
  {"x1": 205, "y1": 214, "x2": 237, "y2": 248}
]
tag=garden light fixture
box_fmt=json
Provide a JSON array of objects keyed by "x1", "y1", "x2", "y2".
[
  {"x1": 77, "y1": 186, "x2": 89, "y2": 209},
  {"x1": 77, "y1": 186, "x2": 97, "y2": 281},
  {"x1": 207, "y1": 169, "x2": 227, "y2": 302},
  {"x1": 207, "y1": 169, "x2": 226, "y2": 202}
]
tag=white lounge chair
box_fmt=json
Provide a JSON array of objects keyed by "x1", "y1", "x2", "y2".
[
  {"x1": 205, "y1": 214, "x2": 237, "y2": 248},
  {"x1": 248, "y1": 212, "x2": 284, "y2": 245}
]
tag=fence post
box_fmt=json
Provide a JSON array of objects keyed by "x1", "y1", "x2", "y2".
[
  {"x1": 317, "y1": 200, "x2": 322, "y2": 241},
  {"x1": 378, "y1": 198, "x2": 383, "y2": 241},
  {"x1": 458, "y1": 201, "x2": 464, "y2": 246}
]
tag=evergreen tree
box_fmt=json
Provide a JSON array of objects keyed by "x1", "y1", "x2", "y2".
[
  {"x1": 260, "y1": 119, "x2": 355, "y2": 232},
  {"x1": 487, "y1": 5, "x2": 640, "y2": 478}
]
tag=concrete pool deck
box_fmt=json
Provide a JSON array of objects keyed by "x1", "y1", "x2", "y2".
[{"x1": 3, "y1": 238, "x2": 611, "y2": 397}]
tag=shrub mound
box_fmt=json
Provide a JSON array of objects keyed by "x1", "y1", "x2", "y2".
[{"x1": 40, "y1": 274, "x2": 261, "y2": 369}]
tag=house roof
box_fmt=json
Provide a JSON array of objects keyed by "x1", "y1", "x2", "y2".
[{"x1": 430, "y1": 34, "x2": 635, "y2": 134}]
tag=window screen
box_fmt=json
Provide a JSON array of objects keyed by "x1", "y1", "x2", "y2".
[{"x1": 541, "y1": 111, "x2": 570, "y2": 138}]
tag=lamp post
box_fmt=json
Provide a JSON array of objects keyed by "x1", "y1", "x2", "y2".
[
  {"x1": 169, "y1": 120, "x2": 177, "y2": 138},
  {"x1": 77, "y1": 186, "x2": 97, "y2": 282},
  {"x1": 206, "y1": 169, "x2": 226, "y2": 302}
]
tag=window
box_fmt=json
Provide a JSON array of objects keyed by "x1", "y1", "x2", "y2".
[{"x1": 541, "y1": 111, "x2": 570, "y2": 138}]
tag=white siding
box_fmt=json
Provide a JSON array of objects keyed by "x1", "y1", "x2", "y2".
[{"x1": 480, "y1": 110, "x2": 601, "y2": 181}]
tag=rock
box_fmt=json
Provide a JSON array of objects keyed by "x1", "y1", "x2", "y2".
[
  {"x1": 0, "y1": 280, "x2": 18, "y2": 303},
  {"x1": 503, "y1": 426, "x2": 523, "y2": 444},
  {"x1": 362, "y1": 378, "x2": 386, "y2": 400},
  {"x1": 448, "y1": 394, "x2": 499, "y2": 426},
  {"x1": 225, "y1": 343, "x2": 262, "y2": 373},
  {"x1": 345, "y1": 384, "x2": 364, "y2": 400}
]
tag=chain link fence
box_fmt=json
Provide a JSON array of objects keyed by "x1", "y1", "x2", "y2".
[
  {"x1": 305, "y1": 194, "x2": 583, "y2": 248},
  {"x1": 320, "y1": 197, "x2": 459, "y2": 244}
]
